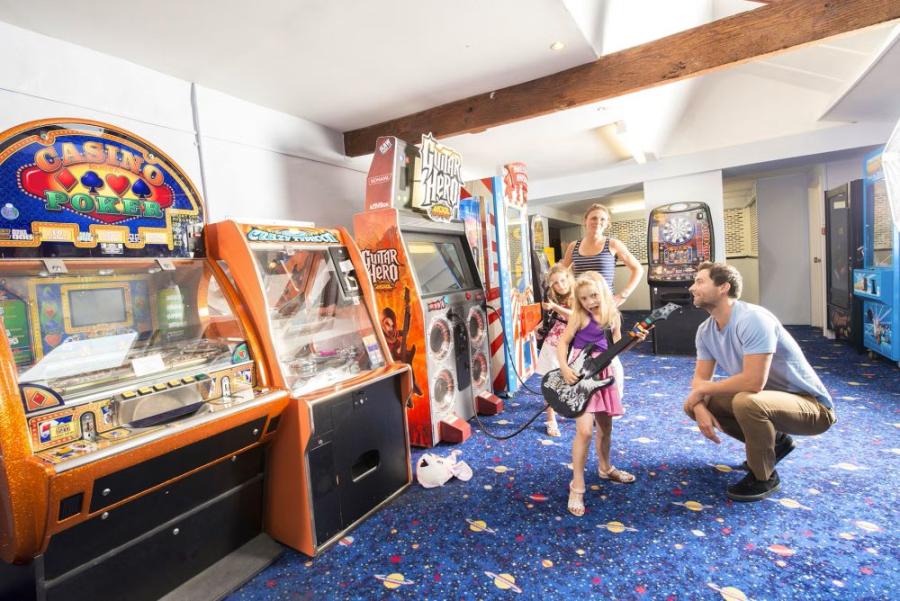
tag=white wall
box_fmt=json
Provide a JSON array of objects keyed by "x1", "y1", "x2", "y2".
[
  {"x1": 0, "y1": 21, "x2": 366, "y2": 228},
  {"x1": 757, "y1": 173, "x2": 811, "y2": 324},
  {"x1": 824, "y1": 153, "x2": 868, "y2": 191}
]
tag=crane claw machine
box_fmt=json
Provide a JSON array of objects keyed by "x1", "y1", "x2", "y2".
[
  {"x1": 462, "y1": 163, "x2": 541, "y2": 397},
  {"x1": 0, "y1": 119, "x2": 288, "y2": 601},
  {"x1": 853, "y1": 148, "x2": 900, "y2": 363},
  {"x1": 206, "y1": 219, "x2": 413, "y2": 555}
]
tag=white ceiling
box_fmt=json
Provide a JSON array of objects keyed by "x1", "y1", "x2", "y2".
[{"x1": 0, "y1": 0, "x2": 897, "y2": 214}]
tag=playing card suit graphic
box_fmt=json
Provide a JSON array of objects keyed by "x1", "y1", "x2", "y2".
[
  {"x1": 80, "y1": 171, "x2": 103, "y2": 193},
  {"x1": 19, "y1": 166, "x2": 175, "y2": 225},
  {"x1": 105, "y1": 174, "x2": 130, "y2": 195}
]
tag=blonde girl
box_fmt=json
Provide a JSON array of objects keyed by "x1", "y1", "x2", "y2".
[
  {"x1": 535, "y1": 263, "x2": 575, "y2": 436},
  {"x1": 556, "y1": 272, "x2": 634, "y2": 517}
]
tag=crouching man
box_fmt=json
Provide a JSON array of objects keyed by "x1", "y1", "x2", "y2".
[{"x1": 684, "y1": 262, "x2": 836, "y2": 501}]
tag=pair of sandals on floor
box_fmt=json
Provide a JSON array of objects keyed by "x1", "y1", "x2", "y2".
[{"x1": 567, "y1": 467, "x2": 635, "y2": 517}]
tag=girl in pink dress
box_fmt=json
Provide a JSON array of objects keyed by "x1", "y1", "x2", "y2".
[
  {"x1": 555, "y1": 271, "x2": 635, "y2": 517},
  {"x1": 535, "y1": 263, "x2": 575, "y2": 437}
]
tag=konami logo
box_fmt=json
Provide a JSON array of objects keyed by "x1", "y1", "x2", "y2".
[{"x1": 368, "y1": 174, "x2": 392, "y2": 186}]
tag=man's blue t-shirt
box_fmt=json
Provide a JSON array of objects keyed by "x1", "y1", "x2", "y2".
[{"x1": 695, "y1": 301, "x2": 833, "y2": 409}]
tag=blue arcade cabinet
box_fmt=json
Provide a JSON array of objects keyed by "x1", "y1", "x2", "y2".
[{"x1": 853, "y1": 148, "x2": 900, "y2": 364}]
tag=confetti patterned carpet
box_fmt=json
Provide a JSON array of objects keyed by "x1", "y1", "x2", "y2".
[{"x1": 227, "y1": 326, "x2": 899, "y2": 600}]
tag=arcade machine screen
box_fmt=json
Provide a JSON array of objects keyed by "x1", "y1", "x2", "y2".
[
  {"x1": 647, "y1": 201, "x2": 715, "y2": 354},
  {"x1": 249, "y1": 247, "x2": 386, "y2": 395},
  {"x1": 405, "y1": 232, "x2": 479, "y2": 296}
]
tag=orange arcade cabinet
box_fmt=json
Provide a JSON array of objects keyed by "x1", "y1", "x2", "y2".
[
  {"x1": 205, "y1": 219, "x2": 413, "y2": 556},
  {"x1": 353, "y1": 135, "x2": 500, "y2": 448},
  {"x1": 0, "y1": 119, "x2": 288, "y2": 601}
]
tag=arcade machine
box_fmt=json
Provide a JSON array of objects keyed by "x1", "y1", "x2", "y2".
[
  {"x1": 353, "y1": 135, "x2": 497, "y2": 448},
  {"x1": 530, "y1": 214, "x2": 552, "y2": 305},
  {"x1": 206, "y1": 220, "x2": 413, "y2": 556},
  {"x1": 853, "y1": 149, "x2": 900, "y2": 364},
  {"x1": 0, "y1": 119, "x2": 288, "y2": 601},
  {"x1": 825, "y1": 179, "x2": 865, "y2": 351},
  {"x1": 647, "y1": 201, "x2": 715, "y2": 354},
  {"x1": 462, "y1": 163, "x2": 540, "y2": 396}
]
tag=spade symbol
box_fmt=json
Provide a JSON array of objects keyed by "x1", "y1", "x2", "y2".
[
  {"x1": 131, "y1": 179, "x2": 151, "y2": 199},
  {"x1": 80, "y1": 171, "x2": 103, "y2": 193}
]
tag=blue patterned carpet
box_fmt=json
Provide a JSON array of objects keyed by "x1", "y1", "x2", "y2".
[{"x1": 227, "y1": 326, "x2": 899, "y2": 600}]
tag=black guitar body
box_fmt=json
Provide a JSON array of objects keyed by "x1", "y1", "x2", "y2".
[
  {"x1": 541, "y1": 303, "x2": 681, "y2": 418},
  {"x1": 541, "y1": 345, "x2": 616, "y2": 418}
]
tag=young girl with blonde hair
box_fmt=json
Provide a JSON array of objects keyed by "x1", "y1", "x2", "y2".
[
  {"x1": 556, "y1": 271, "x2": 635, "y2": 517},
  {"x1": 535, "y1": 263, "x2": 576, "y2": 436}
]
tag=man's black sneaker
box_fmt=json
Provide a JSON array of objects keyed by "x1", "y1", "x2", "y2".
[
  {"x1": 726, "y1": 470, "x2": 781, "y2": 502},
  {"x1": 741, "y1": 433, "x2": 795, "y2": 471}
]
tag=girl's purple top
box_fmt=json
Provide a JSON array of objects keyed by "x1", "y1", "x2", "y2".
[{"x1": 572, "y1": 317, "x2": 609, "y2": 352}]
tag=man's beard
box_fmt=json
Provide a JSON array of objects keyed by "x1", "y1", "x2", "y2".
[{"x1": 693, "y1": 295, "x2": 716, "y2": 312}]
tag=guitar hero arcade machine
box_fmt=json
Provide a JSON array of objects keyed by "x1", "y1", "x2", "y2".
[
  {"x1": 0, "y1": 119, "x2": 288, "y2": 601},
  {"x1": 647, "y1": 202, "x2": 715, "y2": 355},
  {"x1": 354, "y1": 135, "x2": 498, "y2": 448},
  {"x1": 206, "y1": 220, "x2": 413, "y2": 556}
]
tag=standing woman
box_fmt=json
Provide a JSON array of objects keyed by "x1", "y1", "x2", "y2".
[
  {"x1": 561, "y1": 203, "x2": 643, "y2": 303},
  {"x1": 561, "y1": 203, "x2": 643, "y2": 473}
]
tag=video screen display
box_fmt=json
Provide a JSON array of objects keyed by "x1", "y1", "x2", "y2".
[
  {"x1": 69, "y1": 287, "x2": 127, "y2": 327},
  {"x1": 405, "y1": 232, "x2": 478, "y2": 296}
]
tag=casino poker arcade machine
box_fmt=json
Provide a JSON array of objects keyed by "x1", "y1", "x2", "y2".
[
  {"x1": 0, "y1": 119, "x2": 288, "y2": 601},
  {"x1": 647, "y1": 202, "x2": 715, "y2": 354},
  {"x1": 206, "y1": 220, "x2": 413, "y2": 556},
  {"x1": 354, "y1": 135, "x2": 497, "y2": 448}
]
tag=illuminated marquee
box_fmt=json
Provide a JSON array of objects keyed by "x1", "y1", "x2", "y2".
[
  {"x1": 244, "y1": 227, "x2": 339, "y2": 244},
  {"x1": 414, "y1": 134, "x2": 463, "y2": 223},
  {"x1": 0, "y1": 119, "x2": 204, "y2": 257}
]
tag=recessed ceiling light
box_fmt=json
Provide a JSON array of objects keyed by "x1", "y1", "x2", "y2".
[{"x1": 549, "y1": 41, "x2": 565, "y2": 51}]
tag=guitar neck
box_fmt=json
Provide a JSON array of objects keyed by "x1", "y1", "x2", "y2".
[{"x1": 584, "y1": 330, "x2": 643, "y2": 373}]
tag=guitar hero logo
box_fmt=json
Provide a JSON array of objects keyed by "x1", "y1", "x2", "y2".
[
  {"x1": 418, "y1": 134, "x2": 462, "y2": 222},
  {"x1": 361, "y1": 248, "x2": 400, "y2": 288}
]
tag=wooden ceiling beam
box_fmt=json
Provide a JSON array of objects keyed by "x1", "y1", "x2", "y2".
[{"x1": 343, "y1": 0, "x2": 900, "y2": 157}]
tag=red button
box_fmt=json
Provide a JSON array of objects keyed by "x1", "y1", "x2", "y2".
[{"x1": 466, "y1": 292, "x2": 471, "y2": 300}]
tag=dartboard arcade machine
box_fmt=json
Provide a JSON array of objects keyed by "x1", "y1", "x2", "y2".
[
  {"x1": 647, "y1": 201, "x2": 715, "y2": 354},
  {"x1": 354, "y1": 135, "x2": 498, "y2": 448},
  {"x1": 206, "y1": 220, "x2": 412, "y2": 555},
  {"x1": 0, "y1": 119, "x2": 288, "y2": 601}
]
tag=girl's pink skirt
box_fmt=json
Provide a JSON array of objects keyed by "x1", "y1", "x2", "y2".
[{"x1": 567, "y1": 347, "x2": 624, "y2": 416}]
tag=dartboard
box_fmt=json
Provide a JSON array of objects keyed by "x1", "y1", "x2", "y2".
[{"x1": 662, "y1": 218, "x2": 693, "y2": 245}]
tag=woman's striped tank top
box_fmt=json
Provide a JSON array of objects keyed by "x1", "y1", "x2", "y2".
[{"x1": 571, "y1": 238, "x2": 616, "y2": 292}]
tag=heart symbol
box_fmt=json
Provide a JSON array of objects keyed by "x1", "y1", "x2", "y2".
[
  {"x1": 45, "y1": 333, "x2": 61, "y2": 347},
  {"x1": 106, "y1": 174, "x2": 130, "y2": 196},
  {"x1": 43, "y1": 304, "x2": 56, "y2": 318}
]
